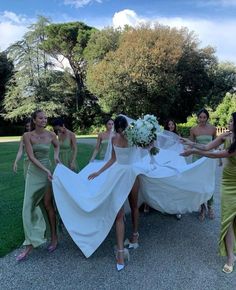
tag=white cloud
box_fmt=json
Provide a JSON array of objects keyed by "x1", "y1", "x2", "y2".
[
  {"x1": 0, "y1": 11, "x2": 31, "y2": 51},
  {"x1": 113, "y1": 9, "x2": 145, "y2": 28},
  {"x1": 112, "y1": 9, "x2": 236, "y2": 64},
  {"x1": 64, "y1": 0, "x2": 102, "y2": 8}
]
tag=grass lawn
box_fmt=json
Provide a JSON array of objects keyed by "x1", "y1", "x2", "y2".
[{"x1": 0, "y1": 141, "x2": 94, "y2": 257}]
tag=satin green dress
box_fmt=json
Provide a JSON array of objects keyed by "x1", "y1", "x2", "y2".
[
  {"x1": 22, "y1": 143, "x2": 51, "y2": 247},
  {"x1": 59, "y1": 138, "x2": 78, "y2": 172},
  {"x1": 219, "y1": 139, "x2": 236, "y2": 256},
  {"x1": 192, "y1": 135, "x2": 214, "y2": 206},
  {"x1": 96, "y1": 139, "x2": 109, "y2": 160},
  {"x1": 23, "y1": 152, "x2": 29, "y2": 179},
  {"x1": 192, "y1": 135, "x2": 213, "y2": 162}
]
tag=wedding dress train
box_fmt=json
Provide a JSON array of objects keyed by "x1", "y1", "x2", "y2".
[{"x1": 52, "y1": 142, "x2": 216, "y2": 257}]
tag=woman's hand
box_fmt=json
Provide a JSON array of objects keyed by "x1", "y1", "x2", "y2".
[
  {"x1": 54, "y1": 156, "x2": 61, "y2": 165},
  {"x1": 179, "y1": 137, "x2": 194, "y2": 147},
  {"x1": 46, "y1": 169, "x2": 53, "y2": 181},
  {"x1": 70, "y1": 161, "x2": 76, "y2": 171},
  {"x1": 180, "y1": 149, "x2": 194, "y2": 157},
  {"x1": 88, "y1": 171, "x2": 100, "y2": 180}
]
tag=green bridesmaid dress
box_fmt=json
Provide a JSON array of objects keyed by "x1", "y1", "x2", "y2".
[
  {"x1": 96, "y1": 139, "x2": 109, "y2": 160},
  {"x1": 59, "y1": 138, "x2": 78, "y2": 172},
  {"x1": 192, "y1": 135, "x2": 214, "y2": 206},
  {"x1": 23, "y1": 151, "x2": 29, "y2": 179},
  {"x1": 192, "y1": 135, "x2": 214, "y2": 162},
  {"x1": 219, "y1": 139, "x2": 236, "y2": 256},
  {"x1": 22, "y1": 143, "x2": 51, "y2": 247}
]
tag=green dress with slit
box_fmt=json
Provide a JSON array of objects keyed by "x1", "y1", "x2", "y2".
[
  {"x1": 22, "y1": 143, "x2": 51, "y2": 247},
  {"x1": 219, "y1": 139, "x2": 236, "y2": 256},
  {"x1": 59, "y1": 138, "x2": 78, "y2": 172},
  {"x1": 192, "y1": 135, "x2": 214, "y2": 206}
]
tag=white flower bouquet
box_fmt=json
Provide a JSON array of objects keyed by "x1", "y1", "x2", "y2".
[{"x1": 125, "y1": 114, "x2": 161, "y2": 155}]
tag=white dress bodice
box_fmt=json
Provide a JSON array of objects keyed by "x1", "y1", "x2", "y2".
[{"x1": 114, "y1": 146, "x2": 137, "y2": 165}]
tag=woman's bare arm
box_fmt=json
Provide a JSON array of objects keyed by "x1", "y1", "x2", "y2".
[
  {"x1": 88, "y1": 144, "x2": 116, "y2": 180},
  {"x1": 13, "y1": 137, "x2": 24, "y2": 172},
  {"x1": 51, "y1": 132, "x2": 60, "y2": 164},
  {"x1": 70, "y1": 132, "x2": 77, "y2": 169},
  {"x1": 90, "y1": 133, "x2": 102, "y2": 162}
]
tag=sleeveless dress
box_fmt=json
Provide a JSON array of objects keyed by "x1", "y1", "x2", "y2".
[
  {"x1": 22, "y1": 143, "x2": 51, "y2": 247},
  {"x1": 59, "y1": 138, "x2": 78, "y2": 172},
  {"x1": 53, "y1": 145, "x2": 216, "y2": 257},
  {"x1": 192, "y1": 135, "x2": 214, "y2": 206},
  {"x1": 219, "y1": 139, "x2": 236, "y2": 256},
  {"x1": 96, "y1": 139, "x2": 109, "y2": 160},
  {"x1": 192, "y1": 135, "x2": 213, "y2": 162},
  {"x1": 23, "y1": 152, "x2": 29, "y2": 179}
]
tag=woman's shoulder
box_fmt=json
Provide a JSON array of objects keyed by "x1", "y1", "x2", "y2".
[
  {"x1": 68, "y1": 130, "x2": 76, "y2": 138},
  {"x1": 207, "y1": 123, "x2": 217, "y2": 131}
]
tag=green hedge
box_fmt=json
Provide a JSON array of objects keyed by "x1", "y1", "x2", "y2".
[{"x1": 177, "y1": 124, "x2": 191, "y2": 137}]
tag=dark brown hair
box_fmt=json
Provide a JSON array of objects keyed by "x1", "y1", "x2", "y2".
[{"x1": 228, "y1": 112, "x2": 236, "y2": 153}]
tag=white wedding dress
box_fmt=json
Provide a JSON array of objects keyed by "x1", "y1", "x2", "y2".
[{"x1": 52, "y1": 141, "x2": 216, "y2": 258}]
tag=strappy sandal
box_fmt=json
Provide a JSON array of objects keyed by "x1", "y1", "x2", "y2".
[
  {"x1": 124, "y1": 232, "x2": 139, "y2": 249},
  {"x1": 222, "y1": 263, "x2": 234, "y2": 274}
]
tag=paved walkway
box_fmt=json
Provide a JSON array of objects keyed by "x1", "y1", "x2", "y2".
[{"x1": 0, "y1": 164, "x2": 235, "y2": 289}]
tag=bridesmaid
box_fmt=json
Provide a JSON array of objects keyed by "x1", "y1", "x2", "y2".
[
  {"x1": 52, "y1": 119, "x2": 78, "y2": 172},
  {"x1": 13, "y1": 118, "x2": 31, "y2": 177},
  {"x1": 164, "y1": 119, "x2": 179, "y2": 134},
  {"x1": 181, "y1": 112, "x2": 236, "y2": 273},
  {"x1": 190, "y1": 108, "x2": 216, "y2": 220},
  {"x1": 90, "y1": 118, "x2": 114, "y2": 162},
  {"x1": 16, "y1": 110, "x2": 60, "y2": 261}
]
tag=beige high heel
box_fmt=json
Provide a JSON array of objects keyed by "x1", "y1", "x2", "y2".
[
  {"x1": 116, "y1": 248, "x2": 130, "y2": 271},
  {"x1": 124, "y1": 232, "x2": 139, "y2": 249}
]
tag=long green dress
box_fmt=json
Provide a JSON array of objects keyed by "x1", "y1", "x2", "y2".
[
  {"x1": 23, "y1": 151, "x2": 29, "y2": 179},
  {"x1": 192, "y1": 135, "x2": 214, "y2": 206},
  {"x1": 59, "y1": 138, "x2": 78, "y2": 172},
  {"x1": 96, "y1": 139, "x2": 109, "y2": 160},
  {"x1": 22, "y1": 143, "x2": 51, "y2": 247},
  {"x1": 219, "y1": 139, "x2": 236, "y2": 256}
]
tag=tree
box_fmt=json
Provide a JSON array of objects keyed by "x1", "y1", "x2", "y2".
[
  {"x1": 86, "y1": 24, "x2": 217, "y2": 122},
  {"x1": 84, "y1": 27, "x2": 121, "y2": 63},
  {"x1": 3, "y1": 16, "x2": 76, "y2": 121},
  {"x1": 0, "y1": 52, "x2": 13, "y2": 111},
  {"x1": 206, "y1": 62, "x2": 236, "y2": 109},
  {"x1": 211, "y1": 92, "x2": 236, "y2": 126},
  {"x1": 41, "y1": 21, "x2": 96, "y2": 109}
]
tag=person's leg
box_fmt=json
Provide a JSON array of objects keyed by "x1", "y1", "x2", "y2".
[
  {"x1": 224, "y1": 221, "x2": 236, "y2": 266},
  {"x1": 43, "y1": 187, "x2": 58, "y2": 249},
  {"x1": 115, "y1": 207, "x2": 125, "y2": 265},
  {"x1": 128, "y1": 177, "x2": 139, "y2": 243},
  {"x1": 199, "y1": 204, "x2": 206, "y2": 221},
  {"x1": 207, "y1": 195, "x2": 214, "y2": 219},
  {"x1": 16, "y1": 245, "x2": 33, "y2": 261}
]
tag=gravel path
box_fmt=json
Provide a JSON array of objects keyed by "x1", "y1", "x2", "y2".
[{"x1": 1, "y1": 163, "x2": 235, "y2": 289}]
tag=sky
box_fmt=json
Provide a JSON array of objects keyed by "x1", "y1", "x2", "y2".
[{"x1": 0, "y1": 0, "x2": 236, "y2": 63}]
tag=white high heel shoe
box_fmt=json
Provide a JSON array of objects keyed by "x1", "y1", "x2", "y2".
[
  {"x1": 124, "y1": 232, "x2": 139, "y2": 249},
  {"x1": 116, "y1": 248, "x2": 130, "y2": 271}
]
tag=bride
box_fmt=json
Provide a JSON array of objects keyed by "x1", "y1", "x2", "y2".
[{"x1": 52, "y1": 115, "x2": 216, "y2": 270}]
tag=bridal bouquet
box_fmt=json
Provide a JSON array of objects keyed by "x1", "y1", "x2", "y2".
[{"x1": 125, "y1": 114, "x2": 160, "y2": 155}]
